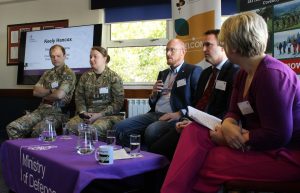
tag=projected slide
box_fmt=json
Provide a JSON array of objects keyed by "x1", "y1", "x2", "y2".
[{"x1": 24, "y1": 25, "x2": 94, "y2": 72}]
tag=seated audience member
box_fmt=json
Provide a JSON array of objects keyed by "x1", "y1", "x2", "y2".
[
  {"x1": 114, "y1": 38, "x2": 202, "y2": 148},
  {"x1": 149, "y1": 29, "x2": 239, "y2": 160},
  {"x1": 67, "y1": 46, "x2": 124, "y2": 139},
  {"x1": 161, "y1": 12, "x2": 300, "y2": 193},
  {"x1": 6, "y1": 44, "x2": 76, "y2": 139}
]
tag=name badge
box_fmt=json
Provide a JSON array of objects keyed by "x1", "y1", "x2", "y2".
[
  {"x1": 237, "y1": 101, "x2": 254, "y2": 115},
  {"x1": 177, "y1": 79, "x2": 186, "y2": 87},
  {"x1": 99, "y1": 87, "x2": 109, "y2": 94},
  {"x1": 215, "y1": 80, "x2": 227, "y2": 91},
  {"x1": 51, "y1": 82, "x2": 59, "y2": 88}
]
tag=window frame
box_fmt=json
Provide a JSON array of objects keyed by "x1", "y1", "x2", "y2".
[
  {"x1": 103, "y1": 19, "x2": 173, "y2": 47},
  {"x1": 102, "y1": 20, "x2": 173, "y2": 88}
]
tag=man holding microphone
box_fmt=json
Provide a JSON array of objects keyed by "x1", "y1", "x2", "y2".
[{"x1": 114, "y1": 38, "x2": 202, "y2": 149}]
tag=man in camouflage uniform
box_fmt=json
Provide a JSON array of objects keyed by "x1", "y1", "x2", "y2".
[
  {"x1": 67, "y1": 46, "x2": 124, "y2": 139},
  {"x1": 6, "y1": 44, "x2": 76, "y2": 139}
]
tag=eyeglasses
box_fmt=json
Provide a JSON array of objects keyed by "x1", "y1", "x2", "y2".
[{"x1": 165, "y1": 48, "x2": 182, "y2": 53}]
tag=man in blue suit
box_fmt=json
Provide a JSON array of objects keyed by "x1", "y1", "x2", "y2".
[
  {"x1": 149, "y1": 29, "x2": 240, "y2": 160},
  {"x1": 114, "y1": 38, "x2": 202, "y2": 148}
]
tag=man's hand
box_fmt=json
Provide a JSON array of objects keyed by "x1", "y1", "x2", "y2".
[
  {"x1": 175, "y1": 119, "x2": 191, "y2": 133},
  {"x1": 81, "y1": 112, "x2": 103, "y2": 124},
  {"x1": 150, "y1": 80, "x2": 164, "y2": 98},
  {"x1": 62, "y1": 95, "x2": 71, "y2": 103},
  {"x1": 159, "y1": 111, "x2": 181, "y2": 122}
]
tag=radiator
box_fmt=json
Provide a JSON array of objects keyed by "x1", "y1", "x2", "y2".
[{"x1": 127, "y1": 98, "x2": 151, "y2": 118}]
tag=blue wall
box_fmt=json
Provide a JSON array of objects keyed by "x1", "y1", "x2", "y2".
[
  {"x1": 222, "y1": 0, "x2": 238, "y2": 15},
  {"x1": 105, "y1": 0, "x2": 238, "y2": 23}
]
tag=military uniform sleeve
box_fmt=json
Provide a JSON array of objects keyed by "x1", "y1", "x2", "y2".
[
  {"x1": 35, "y1": 71, "x2": 49, "y2": 88},
  {"x1": 75, "y1": 74, "x2": 88, "y2": 113},
  {"x1": 58, "y1": 68, "x2": 76, "y2": 95}
]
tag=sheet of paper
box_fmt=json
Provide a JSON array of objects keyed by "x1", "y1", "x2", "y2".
[
  {"x1": 114, "y1": 148, "x2": 143, "y2": 160},
  {"x1": 187, "y1": 106, "x2": 222, "y2": 130},
  {"x1": 10, "y1": 46, "x2": 18, "y2": 59},
  {"x1": 114, "y1": 148, "x2": 132, "y2": 160},
  {"x1": 10, "y1": 31, "x2": 19, "y2": 43}
]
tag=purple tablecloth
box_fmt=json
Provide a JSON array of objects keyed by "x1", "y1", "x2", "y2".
[{"x1": 0, "y1": 136, "x2": 169, "y2": 193}]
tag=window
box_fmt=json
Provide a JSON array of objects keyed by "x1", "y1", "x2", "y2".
[
  {"x1": 103, "y1": 17, "x2": 230, "y2": 86},
  {"x1": 110, "y1": 20, "x2": 167, "y2": 40},
  {"x1": 103, "y1": 20, "x2": 171, "y2": 86}
]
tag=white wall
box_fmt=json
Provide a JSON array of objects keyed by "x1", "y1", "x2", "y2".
[{"x1": 0, "y1": 0, "x2": 103, "y2": 89}]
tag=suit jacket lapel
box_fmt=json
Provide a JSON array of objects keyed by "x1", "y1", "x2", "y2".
[
  {"x1": 161, "y1": 69, "x2": 170, "y2": 82},
  {"x1": 174, "y1": 63, "x2": 185, "y2": 81},
  {"x1": 217, "y1": 60, "x2": 230, "y2": 80}
]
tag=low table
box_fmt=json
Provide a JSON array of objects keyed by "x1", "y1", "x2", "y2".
[{"x1": 1, "y1": 136, "x2": 169, "y2": 193}]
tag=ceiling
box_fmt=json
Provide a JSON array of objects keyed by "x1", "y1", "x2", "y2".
[{"x1": 0, "y1": 0, "x2": 38, "y2": 5}]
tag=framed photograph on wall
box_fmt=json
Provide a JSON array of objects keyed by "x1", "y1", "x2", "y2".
[{"x1": 7, "y1": 19, "x2": 68, "y2": 65}]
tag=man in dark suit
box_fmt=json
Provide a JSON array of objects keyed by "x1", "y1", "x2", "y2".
[
  {"x1": 149, "y1": 29, "x2": 239, "y2": 160},
  {"x1": 114, "y1": 38, "x2": 202, "y2": 148}
]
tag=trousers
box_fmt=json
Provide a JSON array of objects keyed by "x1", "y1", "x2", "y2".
[
  {"x1": 6, "y1": 104, "x2": 63, "y2": 139},
  {"x1": 161, "y1": 122, "x2": 300, "y2": 193},
  {"x1": 67, "y1": 114, "x2": 123, "y2": 139},
  {"x1": 114, "y1": 112, "x2": 175, "y2": 148}
]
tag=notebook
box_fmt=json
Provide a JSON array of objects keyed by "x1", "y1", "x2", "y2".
[{"x1": 187, "y1": 106, "x2": 222, "y2": 131}]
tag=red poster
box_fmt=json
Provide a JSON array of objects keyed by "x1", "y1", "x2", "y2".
[{"x1": 279, "y1": 58, "x2": 300, "y2": 74}]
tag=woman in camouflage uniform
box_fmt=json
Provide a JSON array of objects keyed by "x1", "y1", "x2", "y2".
[{"x1": 67, "y1": 46, "x2": 124, "y2": 139}]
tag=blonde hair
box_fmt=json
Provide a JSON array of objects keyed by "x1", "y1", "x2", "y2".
[{"x1": 219, "y1": 11, "x2": 268, "y2": 57}]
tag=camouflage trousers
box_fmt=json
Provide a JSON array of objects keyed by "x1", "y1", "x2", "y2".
[
  {"x1": 67, "y1": 114, "x2": 124, "y2": 139},
  {"x1": 6, "y1": 104, "x2": 64, "y2": 139}
]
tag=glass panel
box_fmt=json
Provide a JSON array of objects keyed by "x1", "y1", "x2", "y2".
[
  {"x1": 108, "y1": 46, "x2": 166, "y2": 83},
  {"x1": 111, "y1": 20, "x2": 167, "y2": 41}
]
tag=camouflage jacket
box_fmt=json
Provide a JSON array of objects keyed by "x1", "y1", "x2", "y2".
[
  {"x1": 35, "y1": 64, "x2": 76, "y2": 106},
  {"x1": 75, "y1": 67, "x2": 124, "y2": 116}
]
